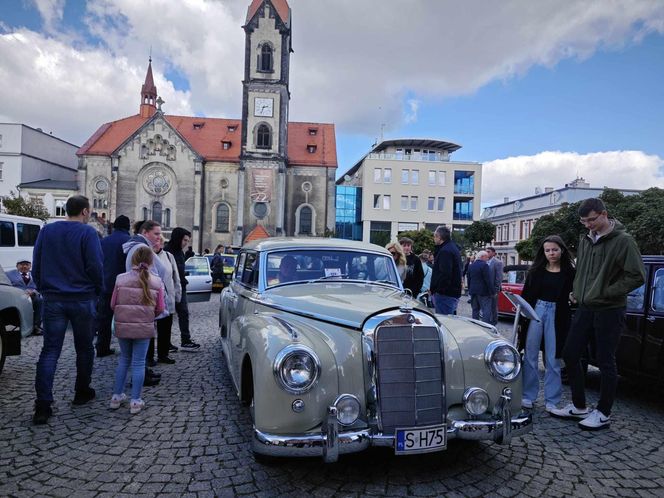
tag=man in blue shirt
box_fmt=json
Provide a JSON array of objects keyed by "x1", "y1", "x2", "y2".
[{"x1": 32, "y1": 195, "x2": 103, "y2": 425}]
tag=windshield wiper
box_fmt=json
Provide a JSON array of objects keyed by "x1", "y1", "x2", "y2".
[{"x1": 310, "y1": 274, "x2": 349, "y2": 282}]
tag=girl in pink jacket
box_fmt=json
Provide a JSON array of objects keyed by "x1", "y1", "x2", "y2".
[{"x1": 109, "y1": 246, "x2": 165, "y2": 414}]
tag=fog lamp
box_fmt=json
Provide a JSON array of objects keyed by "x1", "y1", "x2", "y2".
[
  {"x1": 334, "y1": 394, "x2": 360, "y2": 426},
  {"x1": 463, "y1": 387, "x2": 490, "y2": 416}
]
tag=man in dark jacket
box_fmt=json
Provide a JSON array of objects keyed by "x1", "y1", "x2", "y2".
[
  {"x1": 96, "y1": 215, "x2": 131, "y2": 357},
  {"x1": 32, "y1": 195, "x2": 103, "y2": 425},
  {"x1": 551, "y1": 198, "x2": 645, "y2": 430},
  {"x1": 467, "y1": 251, "x2": 493, "y2": 323},
  {"x1": 398, "y1": 237, "x2": 424, "y2": 297},
  {"x1": 429, "y1": 225, "x2": 463, "y2": 315}
]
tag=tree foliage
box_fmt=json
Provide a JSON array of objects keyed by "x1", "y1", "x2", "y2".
[
  {"x1": 464, "y1": 220, "x2": 496, "y2": 250},
  {"x1": 396, "y1": 229, "x2": 434, "y2": 255},
  {"x1": 1, "y1": 191, "x2": 50, "y2": 221}
]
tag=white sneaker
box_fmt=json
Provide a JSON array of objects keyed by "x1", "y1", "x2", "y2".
[
  {"x1": 109, "y1": 393, "x2": 127, "y2": 410},
  {"x1": 521, "y1": 399, "x2": 533, "y2": 409},
  {"x1": 578, "y1": 409, "x2": 610, "y2": 431},
  {"x1": 549, "y1": 403, "x2": 590, "y2": 419},
  {"x1": 545, "y1": 403, "x2": 557, "y2": 413},
  {"x1": 130, "y1": 399, "x2": 145, "y2": 414}
]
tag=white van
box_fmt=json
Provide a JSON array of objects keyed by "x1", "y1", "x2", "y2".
[{"x1": 0, "y1": 214, "x2": 44, "y2": 270}]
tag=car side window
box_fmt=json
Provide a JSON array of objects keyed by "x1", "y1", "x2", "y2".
[
  {"x1": 241, "y1": 252, "x2": 259, "y2": 288},
  {"x1": 651, "y1": 269, "x2": 664, "y2": 312},
  {"x1": 0, "y1": 221, "x2": 15, "y2": 246},
  {"x1": 627, "y1": 284, "x2": 645, "y2": 311},
  {"x1": 235, "y1": 253, "x2": 246, "y2": 282}
]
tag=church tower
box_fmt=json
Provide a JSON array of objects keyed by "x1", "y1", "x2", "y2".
[
  {"x1": 236, "y1": 0, "x2": 292, "y2": 245},
  {"x1": 140, "y1": 58, "x2": 158, "y2": 118}
]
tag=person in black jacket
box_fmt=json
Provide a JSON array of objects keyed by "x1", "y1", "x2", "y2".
[
  {"x1": 429, "y1": 226, "x2": 463, "y2": 315},
  {"x1": 398, "y1": 237, "x2": 424, "y2": 298},
  {"x1": 165, "y1": 227, "x2": 201, "y2": 351},
  {"x1": 517, "y1": 235, "x2": 575, "y2": 413}
]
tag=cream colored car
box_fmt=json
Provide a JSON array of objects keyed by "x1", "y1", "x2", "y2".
[{"x1": 219, "y1": 238, "x2": 532, "y2": 462}]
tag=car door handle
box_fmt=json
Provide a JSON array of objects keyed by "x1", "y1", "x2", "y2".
[
  {"x1": 205, "y1": 280, "x2": 212, "y2": 283},
  {"x1": 647, "y1": 316, "x2": 656, "y2": 322}
]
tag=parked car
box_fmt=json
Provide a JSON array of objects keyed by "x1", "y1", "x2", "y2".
[
  {"x1": 0, "y1": 263, "x2": 35, "y2": 376},
  {"x1": 497, "y1": 265, "x2": 529, "y2": 318},
  {"x1": 184, "y1": 256, "x2": 212, "y2": 303},
  {"x1": 0, "y1": 214, "x2": 43, "y2": 270},
  {"x1": 219, "y1": 238, "x2": 532, "y2": 462},
  {"x1": 205, "y1": 254, "x2": 237, "y2": 292}
]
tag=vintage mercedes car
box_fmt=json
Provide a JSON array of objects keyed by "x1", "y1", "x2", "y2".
[{"x1": 219, "y1": 238, "x2": 532, "y2": 462}]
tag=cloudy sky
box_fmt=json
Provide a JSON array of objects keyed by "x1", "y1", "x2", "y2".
[{"x1": 1, "y1": 0, "x2": 663, "y2": 206}]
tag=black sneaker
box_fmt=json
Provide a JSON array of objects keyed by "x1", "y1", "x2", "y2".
[
  {"x1": 33, "y1": 402, "x2": 53, "y2": 425},
  {"x1": 157, "y1": 356, "x2": 176, "y2": 364},
  {"x1": 146, "y1": 358, "x2": 157, "y2": 367},
  {"x1": 181, "y1": 341, "x2": 201, "y2": 351},
  {"x1": 143, "y1": 376, "x2": 160, "y2": 387},
  {"x1": 72, "y1": 387, "x2": 96, "y2": 406},
  {"x1": 169, "y1": 344, "x2": 179, "y2": 353},
  {"x1": 146, "y1": 368, "x2": 161, "y2": 379},
  {"x1": 96, "y1": 348, "x2": 115, "y2": 358}
]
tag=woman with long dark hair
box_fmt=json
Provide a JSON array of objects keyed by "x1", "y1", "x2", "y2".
[
  {"x1": 518, "y1": 235, "x2": 575, "y2": 413},
  {"x1": 165, "y1": 227, "x2": 201, "y2": 350}
]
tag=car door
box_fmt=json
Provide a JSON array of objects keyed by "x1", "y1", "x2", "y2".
[
  {"x1": 641, "y1": 264, "x2": 664, "y2": 377},
  {"x1": 184, "y1": 256, "x2": 212, "y2": 302},
  {"x1": 620, "y1": 264, "x2": 648, "y2": 375}
]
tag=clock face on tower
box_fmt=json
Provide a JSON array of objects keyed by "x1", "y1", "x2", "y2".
[{"x1": 254, "y1": 97, "x2": 274, "y2": 117}]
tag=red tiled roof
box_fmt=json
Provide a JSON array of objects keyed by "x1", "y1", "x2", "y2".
[
  {"x1": 246, "y1": 0, "x2": 290, "y2": 25},
  {"x1": 244, "y1": 225, "x2": 270, "y2": 242},
  {"x1": 77, "y1": 114, "x2": 337, "y2": 167}
]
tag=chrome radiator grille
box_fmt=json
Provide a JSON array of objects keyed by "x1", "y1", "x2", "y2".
[{"x1": 375, "y1": 325, "x2": 444, "y2": 434}]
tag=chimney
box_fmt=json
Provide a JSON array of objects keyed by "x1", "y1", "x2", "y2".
[{"x1": 544, "y1": 187, "x2": 553, "y2": 193}]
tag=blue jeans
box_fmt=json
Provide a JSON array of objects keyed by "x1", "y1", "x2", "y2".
[
  {"x1": 433, "y1": 294, "x2": 459, "y2": 315},
  {"x1": 35, "y1": 299, "x2": 97, "y2": 403},
  {"x1": 113, "y1": 338, "x2": 151, "y2": 401},
  {"x1": 522, "y1": 300, "x2": 561, "y2": 407},
  {"x1": 470, "y1": 295, "x2": 493, "y2": 323}
]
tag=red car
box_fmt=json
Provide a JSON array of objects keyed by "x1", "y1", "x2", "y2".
[{"x1": 497, "y1": 265, "x2": 529, "y2": 318}]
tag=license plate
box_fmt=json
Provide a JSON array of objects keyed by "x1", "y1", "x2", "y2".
[{"x1": 395, "y1": 424, "x2": 447, "y2": 455}]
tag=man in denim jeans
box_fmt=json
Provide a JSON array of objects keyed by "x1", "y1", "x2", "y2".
[
  {"x1": 32, "y1": 195, "x2": 103, "y2": 425},
  {"x1": 429, "y1": 226, "x2": 463, "y2": 315}
]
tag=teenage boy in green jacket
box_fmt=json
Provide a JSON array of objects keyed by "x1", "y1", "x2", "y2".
[{"x1": 551, "y1": 198, "x2": 645, "y2": 430}]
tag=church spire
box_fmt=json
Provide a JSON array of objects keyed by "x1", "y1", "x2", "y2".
[{"x1": 140, "y1": 57, "x2": 158, "y2": 118}]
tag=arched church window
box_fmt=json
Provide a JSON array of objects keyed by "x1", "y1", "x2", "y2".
[
  {"x1": 164, "y1": 208, "x2": 171, "y2": 228},
  {"x1": 142, "y1": 207, "x2": 148, "y2": 220},
  {"x1": 216, "y1": 203, "x2": 230, "y2": 233},
  {"x1": 256, "y1": 124, "x2": 271, "y2": 149},
  {"x1": 258, "y1": 43, "x2": 273, "y2": 72},
  {"x1": 152, "y1": 201, "x2": 162, "y2": 225},
  {"x1": 299, "y1": 206, "x2": 312, "y2": 235}
]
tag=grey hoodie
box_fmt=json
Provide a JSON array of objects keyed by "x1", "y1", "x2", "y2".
[{"x1": 122, "y1": 235, "x2": 169, "y2": 284}]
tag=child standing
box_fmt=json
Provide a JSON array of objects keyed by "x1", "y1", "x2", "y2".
[{"x1": 109, "y1": 246, "x2": 165, "y2": 414}]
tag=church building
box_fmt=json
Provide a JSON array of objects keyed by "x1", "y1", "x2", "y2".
[{"x1": 76, "y1": 0, "x2": 337, "y2": 250}]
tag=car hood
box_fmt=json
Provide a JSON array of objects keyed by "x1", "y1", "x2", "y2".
[{"x1": 262, "y1": 282, "x2": 414, "y2": 328}]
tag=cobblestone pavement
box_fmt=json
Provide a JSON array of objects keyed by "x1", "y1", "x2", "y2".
[{"x1": 1, "y1": 296, "x2": 664, "y2": 497}]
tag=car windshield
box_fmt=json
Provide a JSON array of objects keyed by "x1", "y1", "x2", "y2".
[{"x1": 265, "y1": 249, "x2": 400, "y2": 288}]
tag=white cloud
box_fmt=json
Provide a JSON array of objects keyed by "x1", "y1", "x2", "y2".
[
  {"x1": 481, "y1": 150, "x2": 664, "y2": 207},
  {"x1": 30, "y1": 0, "x2": 65, "y2": 31},
  {"x1": 0, "y1": 0, "x2": 663, "y2": 146}
]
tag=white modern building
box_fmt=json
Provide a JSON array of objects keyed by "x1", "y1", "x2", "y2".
[
  {"x1": 481, "y1": 177, "x2": 640, "y2": 265},
  {"x1": 336, "y1": 139, "x2": 482, "y2": 245},
  {"x1": 0, "y1": 123, "x2": 78, "y2": 218}
]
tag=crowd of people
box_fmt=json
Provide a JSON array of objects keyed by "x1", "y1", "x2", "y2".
[{"x1": 22, "y1": 195, "x2": 643, "y2": 433}]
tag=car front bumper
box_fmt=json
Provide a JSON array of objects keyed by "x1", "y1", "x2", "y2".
[{"x1": 253, "y1": 393, "x2": 533, "y2": 462}]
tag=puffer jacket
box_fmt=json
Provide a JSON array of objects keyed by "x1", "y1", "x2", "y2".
[{"x1": 111, "y1": 270, "x2": 165, "y2": 339}]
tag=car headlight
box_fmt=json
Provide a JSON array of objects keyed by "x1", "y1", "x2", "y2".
[
  {"x1": 484, "y1": 341, "x2": 521, "y2": 382},
  {"x1": 273, "y1": 345, "x2": 320, "y2": 394},
  {"x1": 334, "y1": 394, "x2": 361, "y2": 425},
  {"x1": 463, "y1": 388, "x2": 490, "y2": 416}
]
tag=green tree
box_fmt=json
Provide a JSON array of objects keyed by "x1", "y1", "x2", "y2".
[
  {"x1": 396, "y1": 229, "x2": 434, "y2": 255},
  {"x1": 2, "y1": 191, "x2": 50, "y2": 221},
  {"x1": 464, "y1": 220, "x2": 496, "y2": 250},
  {"x1": 515, "y1": 239, "x2": 535, "y2": 262}
]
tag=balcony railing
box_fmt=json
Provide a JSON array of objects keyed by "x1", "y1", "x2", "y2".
[{"x1": 367, "y1": 152, "x2": 450, "y2": 162}]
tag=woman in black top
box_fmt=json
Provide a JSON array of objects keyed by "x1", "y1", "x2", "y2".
[{"x1": 518, "y1": 235, "x2": 575, "y2": 412}]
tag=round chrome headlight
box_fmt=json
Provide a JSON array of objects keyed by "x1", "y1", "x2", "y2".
[
  {"x1": 463, "y1": 387, "x2": 490, "y2": 416},
  {"x1": 334, "y1": 394, "x2": 360, "y2": 426},
  {"x1": 273, "y1": 345, "x2": 320, "y2": 394},
  {"x1": 484, "y1": 341, "x2": 521, "y2": 382}
]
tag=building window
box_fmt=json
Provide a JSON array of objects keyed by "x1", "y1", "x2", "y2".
[
  {"x1": 256, "y1": 124, "x2": 271, "y2": 149},
  {"x1": 454, "y1": 171, "x2": 475, "y2": 194},
  {"x1": 453, "y1": 199, "x2": 473, "y2": 221},
  {"x1": 307, "y1": 144, "x2": 317, "y2": 153},
  {"x1": 373, "y1": 168, "x2": 382, "y2": 183},
  {"x1": 383, "y1": 195, "x2": 391, "y2": 210},
  {"x1": 401, "y1": 169, "x2": 409, "y2": 184},
  {"x1": 0, "y1": 135, "x2": 2, "y2": 148},
  {"x1": 152, "y1": 202, "x2": 162, "y2": 225},
  {"x1": 427, "y1": 197, "x2": 435, "y2": 211},
  {"x1": 438, "y1": 171, "x2": 446, "y2": 187},
  {"x1": 142, "y1": 207, "x2": 148, "y2": 220},
  {"x1": 373, "y1": 194, "x2": 381, "y2": 209},
  {"x1": 335, "y1": 185, "x2": 363, "y2": 241},
  {"x1": 411, "y1": 169, "x2": 419, "y2": 184},
  {"x1": 216, "y1": 203, "x2": 230, "y2": 232},
  {"x1": 383, "y1": 168, "x2": 392, "y2": 183},
  {"x1": 437, "y1": 197, "x2": 445, "y2": 211},
  {"x1": 0, "y1": 162, "x2": 3, "y2": 180},
  {"x1": 308, "y1": 128, "x2": 318, "y2": 135},
  {"x1": 258, "y1": 43, "x2": 274, "y2": 72},
  {"x1": 428, "y1": 171, "x2": 436, "y2": 186},
  {"x1": 410, "y1": 196, "x2": 418, "y2": 210},
  {"x1": 401, "y1": 195, "x2": 408, "y2": 210},
  {"x1": 164, "y1": 208, "x2": 171, "y2": 228},
  {"x1": 299, "y1": 205, "x2": 313, "y2": 235},
  {"x1": 222, "y1": 141, "x2": 231, "y2": 150},
  {"x1": 395, "y1": 148, "x2": 404, "y2": 160},
  {"x1": 55, "y1": 199, "x2": 66, "y2": 217},
  {"x1": 369, "y1": 221, "x2": 391, "y2": 247}
]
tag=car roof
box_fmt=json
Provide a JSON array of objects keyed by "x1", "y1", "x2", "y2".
[{"x1": 241, "y1": 237, "x2": 390, "y2": 254}]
